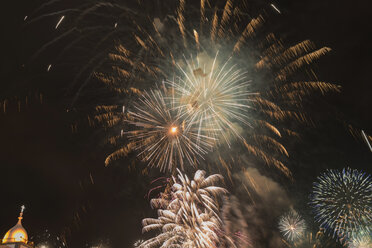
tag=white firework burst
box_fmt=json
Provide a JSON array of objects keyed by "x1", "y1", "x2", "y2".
[
  {"x1": 167, "y1": 52, "x2": 254, "y2": 146},
  {"x1": 125, "y1": 89, "x2": 215, "y2": 172},
  {"x1": 279, "y1": 210, "x2": 306, "y2": 241},
  {"x1": 140, "y1": 169, "x2": 229, "y2": 248}
]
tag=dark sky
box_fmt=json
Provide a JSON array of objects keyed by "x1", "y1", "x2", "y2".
[{"x1": 1, "y1": 0, "x2": 371, "y2": 247}]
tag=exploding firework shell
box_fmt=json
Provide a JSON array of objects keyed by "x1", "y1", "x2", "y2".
[
  {"x1": 140, "y1": 169, "x2": 229, "y2": 248},
  {"x1": 278, "y1": 209, "x2": 306, "y2": 242},
  {"x1": 309, "y1": 168, "x2": 372, "y2": 241},
  {"x1": 38, "y1": 0, "x2": 339, "y2": 176},
  {"x1": 125, "y1": 88, "x2": 215, "y2": 172},
  {"x1": 166, "y1": 52, "x2": 255, "y2": 146}
]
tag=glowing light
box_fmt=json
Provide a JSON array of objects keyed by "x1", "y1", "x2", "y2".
[
  {"x1": 170, "y1": 126, "x2": 177, "y2": 134},
  {"x1": 13, "y1": 232, "x2": 26, "y2": 242}
]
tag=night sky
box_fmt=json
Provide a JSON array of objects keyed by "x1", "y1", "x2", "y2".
[{"x1": 1, "y1": 0, "x2": 371, "y2": 247}]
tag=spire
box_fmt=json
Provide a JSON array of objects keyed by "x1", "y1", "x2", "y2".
[
  {"x1": 2, "y1": 205, "x2": 29, "y2": 244},
  {"x1": 18, "y1": 205, "x2": 25, "y2": 223}
]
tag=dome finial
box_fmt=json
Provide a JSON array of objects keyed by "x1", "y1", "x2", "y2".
[{"x1": 18, "y1": 205, "x2": 25, "y2": 222}]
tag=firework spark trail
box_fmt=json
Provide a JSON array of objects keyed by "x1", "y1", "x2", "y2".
[
  {"x1": 270, "y1": 3, "x2": 281, "y2": 14},
  {"x1": 279, "y1": 210, "x2": 306, "y2": 241},
  {"x1": 55, "y1": 15, "x2": 65, "y2": 29},
  {"x1": 310, "y1": 168, "x2": 372, "y2": 241},
  {"x1": 145, "y1": 177, "x2": 170, "y2": 199},
  {"x1": 361, "y1": 130, "x2": 372, "y2": 152}
]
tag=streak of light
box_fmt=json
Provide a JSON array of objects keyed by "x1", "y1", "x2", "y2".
[
  {"x1": 24, "y1": 16, "x2": 28, "y2": 21},
  {"x1": 361, "y1": 130, "x2": 372, "y2": 152},
  {"x1": 47, "y1": 64, "x2": 52, "y2": 71},
  {"x1": 270, "y1": 3, "x2": 281, "y2": 14},
  {"x1": 55, "y1": 15, "x2": 65, "y2": 29},
  {"x1": 89, "y1": 173, "x2": 94, "y2": 184}
]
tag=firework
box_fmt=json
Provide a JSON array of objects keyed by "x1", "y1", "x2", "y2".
[
  {"x1": 33, "y1": 0, "x2": 339, "y2": 176},
  {"x1": 309, "y1": 168, "x2": 372, "y2": 241},
  {"x1": 94, "y1": 1, "x2": 338, "y2": 175},
  {"x1": 112, "y1": 88, "x2": 215, "y2": 172},
  {"x1": 140, "y1": 169, "x2": 230, "y2": 248},
  {"x1": 348, "y1": 231, "x2": 372, "y2": 248},
  {"x1": 279, "y1": 210, "x2": 306, "y2": 241},
  {"x1": 133, "y1": 239, "x2": 144, "y2": 247},
  {"x1": 167, "y1": 53, "x2": 254, "y2": 146}
]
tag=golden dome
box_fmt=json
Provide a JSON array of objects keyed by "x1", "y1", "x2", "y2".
[{"x1": 2, "y1": 206, "x2": 28, "y2": 244}]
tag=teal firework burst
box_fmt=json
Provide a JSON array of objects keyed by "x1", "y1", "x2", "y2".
[{"x1": 309, "y1": 168, "x2": 372, "y2": 241}]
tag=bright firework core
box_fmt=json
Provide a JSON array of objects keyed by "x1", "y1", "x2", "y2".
[
  {"x1": 125, "y1": 90, "x2": 215, "y2": 172},
  {"x1": 169, "y1": 126, "x2": 178, "y2": 134},
  {"x1": 279, "y1": 210, "x2": 306, "y2": 241}
]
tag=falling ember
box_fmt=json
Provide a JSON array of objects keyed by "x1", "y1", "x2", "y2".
[
  {"x1": 270, "y1": 3, "x2": 281, "y2": 14},
  {"x1": 361, "y1": 130, "x2": 372, "y2": 152},
  {"x1": 193, "y1": 29, "x2": 199, "y2": 49},
  {"x1": 55, "y1": 15, "x2": 65, "y2": 29}
]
